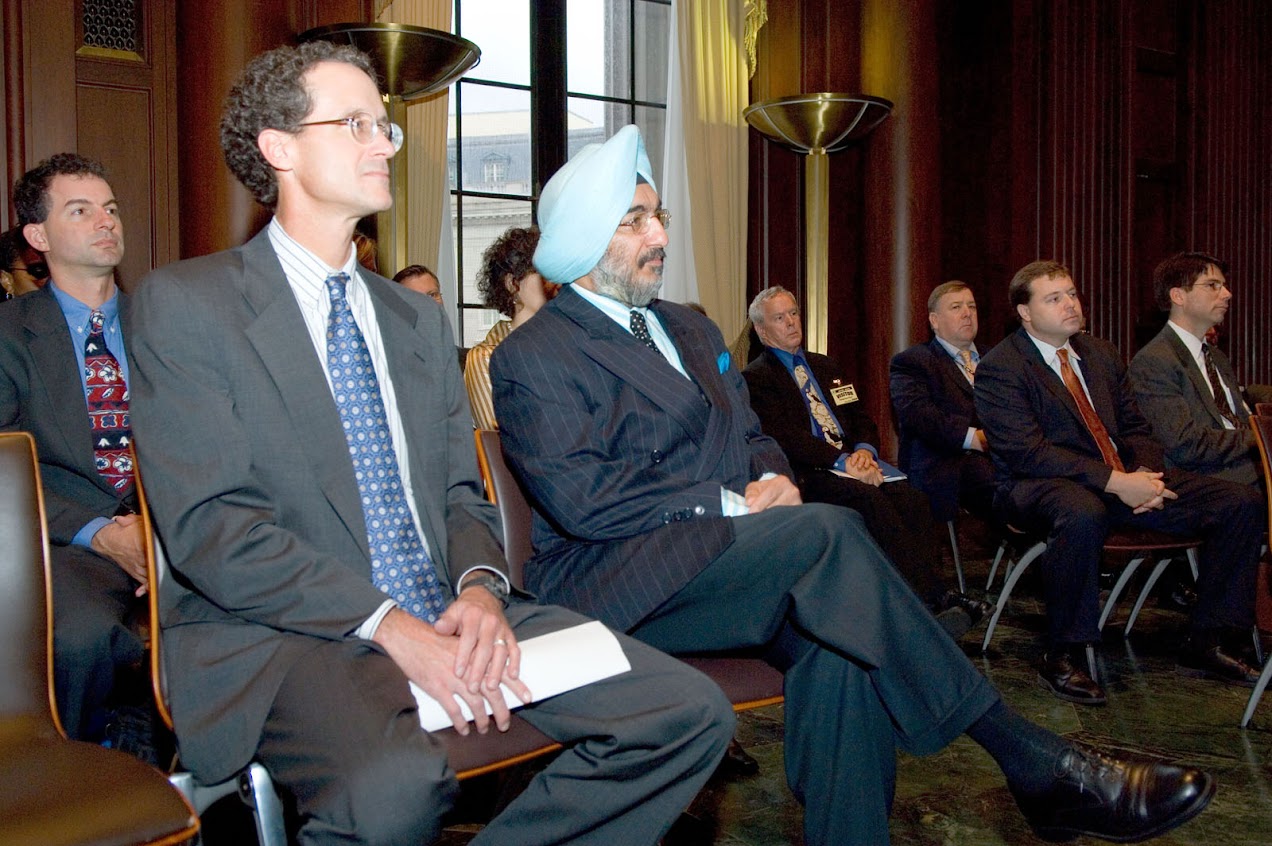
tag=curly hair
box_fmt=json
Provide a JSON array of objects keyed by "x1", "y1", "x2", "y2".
[
  {"x1": 220, "y1": 42, "x2": 378, "y2": 208},
  {"x1": 477, "y1": 227, "x2": 541, "y2": 317},
  {"x1": 12, "y1": 153, "x2": 110, "y2": 225}
]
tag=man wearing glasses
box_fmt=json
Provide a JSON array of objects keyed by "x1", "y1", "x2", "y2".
[
  {"x1": 129, "y1": 42, "x2": 732, "y2": 844},
  {"x1": 1129, "y1": 252, "x2": 1261, "y2": 485}
]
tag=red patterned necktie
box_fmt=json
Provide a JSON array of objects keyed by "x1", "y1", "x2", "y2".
[
  {"x1": 1056, "y1": 348, "x2": 1124, "y2": 472},
  {"x1": 84, "y1": 309, "x2": 134, "y2": 492}
]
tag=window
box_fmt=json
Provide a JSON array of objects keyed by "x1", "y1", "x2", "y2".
[{"x1": 449, "y1": 0, "x2": 670, "y2": 346}]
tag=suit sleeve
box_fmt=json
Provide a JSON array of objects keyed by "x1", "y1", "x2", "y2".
[
  {"x1": 129, "y1": 273, "x2": 390, "y2": 639},
  {"x1": 889, "y1": 348, "x2": 973, "y2": 453},
  {"x1": 1104, "y1": 348, "x2": 1165, "y2": 471},
  {"x1": 491, "y1": 336, "x2": 734, "y2": 541},
  {"x1": 1128, "y1": 347, "x2": 1254, "y2": 470},
  {"x1": 974, "y1": 348, "x2": 1116, "y2": 491}
]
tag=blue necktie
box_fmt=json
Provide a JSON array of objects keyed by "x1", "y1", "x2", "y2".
[{"x1": 324, "y1": 273, "x2": 447, "y2": 622}]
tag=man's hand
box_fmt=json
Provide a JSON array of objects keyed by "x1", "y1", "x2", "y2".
[
  {"x1": 91, "y1": 514, "x2": 148, "y2": 596},
  {"x1": 374, "y1": 605, "x2": 530, "y2": 735},
  {"x1": 843, "y1": 449, "x2": 884, "y2": 486},
  {"x1": 434, "y1": 587, "x2": 528, "y2": 702},
  {"x1": 744, "y1": 475, "x2": 802, "y2": 513},
  {"x1": 1105, "y1": 469, "x2": 1177, "y2": 514}
]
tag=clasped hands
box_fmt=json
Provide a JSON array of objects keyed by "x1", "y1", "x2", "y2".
[
  {"x1": 842, "y1": 448, "x2": 885, "y2": 487},
  {"x1": 374, "y1": 588, "x2": 531, "y2": 735},
  {"x1": 1106, "y1": 468, "x2": 1178, "y2": 514},
  {"x1": 91, "y1": 514, "x2": 149, "y2": 596}
]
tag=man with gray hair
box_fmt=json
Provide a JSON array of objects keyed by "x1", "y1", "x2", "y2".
[{"x1": 491, "y1": 124, "x2": 1215, "y2": 846}]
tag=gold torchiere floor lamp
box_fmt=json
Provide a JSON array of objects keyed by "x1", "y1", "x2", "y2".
[
  {"x1": 301, "y1": 23, "x2": 481, "y2": 275},
  {"x1": 744, "y1": 93, "x2": 892, "y2": 354}
]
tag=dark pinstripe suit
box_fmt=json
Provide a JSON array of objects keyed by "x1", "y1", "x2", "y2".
[{"x1": 491, "y1": 286, "x2": 1001, "y2": 845}]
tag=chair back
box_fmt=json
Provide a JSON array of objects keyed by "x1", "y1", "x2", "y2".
[
  {"x1": 1255, "y1": 403, "x2": 1272, "y2": 418},
  {"x1": 131, "y1": 447, "x2": 178, "y2": 734},
  {"x1": 0, "y1": 432, "x2": 59, "y2": 730},
  {"x1": 1250, "y1": 414, "x2": 1272, "y2": 548},
  {"x1": 474, "y1": 429, "x2": 534, "y2": 586}
]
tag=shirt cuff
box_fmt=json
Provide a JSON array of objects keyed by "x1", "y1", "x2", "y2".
[
  {"x1": 962, "y1": 427, "x2": 978, "y2": 451},
  {"x1": 73, "y1": 516, "x2": 114, "y2": 549},
  {"x1": 833, "y1": 453, "x2": 848, "y2": 472},
  {"x1": 456, "y1": 565, "x2": 512, "y2": 597},
  {"x1": 853, "y1": 443, "x2": 878, "y2": 459},
  {"x1": 722, "y1": 473, "x2": 780, "y2": 517},
  {"x1": 356, "y1": 599, "x2": 398, "y2": 640}
]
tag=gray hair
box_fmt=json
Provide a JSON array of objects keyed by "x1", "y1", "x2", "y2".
[{"x1": 748, "y1": 285, "x2": 796, "y2": 326}]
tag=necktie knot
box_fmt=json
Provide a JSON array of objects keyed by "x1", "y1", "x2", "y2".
[
  {"x1": 89, "y1": 309, "x2": 105, "y2": 333},
  {"x1": 324, "y1": 272, "x2": 351, "y2": 306}
]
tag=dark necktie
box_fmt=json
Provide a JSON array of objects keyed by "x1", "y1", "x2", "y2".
[
  {"x1": 325, "y1": 273, "x2": 447, "y2": 622},
  {"x1": 84, "y1": 309, "x2": 134, "y2": 493},
  {"x1": 1201, "y1": 343, "x2": 1242, "y2": 428},
  {"x1": 629, "y1": 310, "x2": 660, "y2": 352},
  {"x1": 1056, "y1": 349, "x2": 1124, "y2": 472}
]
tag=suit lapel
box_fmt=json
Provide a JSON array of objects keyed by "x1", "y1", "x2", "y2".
[
  {"x1": 1014, "y1": 330, "x2": 1093, "y2": 433},
  {"x1": 929, "y1": 338, "x2": 974, "y2": 400},
  {"x1": 237, "y1": 234, "x2": 368, "y2": 556},
  {"x1": 556, "y1": 289, "x2": 711, "y2": 446},
  {"x1": 653, "y1": 301, "x2": 736, "y2": 474},
  {"x1": 24, "y1": 288, "x2": 115, "y2": 496},
  {"x1": 1160, "y1": 327, "x2": 1227, "y2": 427}
]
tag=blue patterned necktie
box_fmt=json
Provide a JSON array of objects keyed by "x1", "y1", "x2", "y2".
[{"x1": 324, "y1": 273, "x2": 447, "y2": 622}]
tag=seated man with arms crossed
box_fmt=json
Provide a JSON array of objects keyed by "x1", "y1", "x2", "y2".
[
  {"x1": 128, "y1": 43, "x2": 732, "y2": 845},
  {"x1": 491, "y1": 124, "x2": 1215, "y2": 846}
]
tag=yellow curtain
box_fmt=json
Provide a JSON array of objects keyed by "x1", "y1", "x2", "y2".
[
  {"x1": 671, "y1": 0, "x2": 756, "y2": 341},
  {"x1": 377, "y1": 0, "x2": 451, "y2": 276}
]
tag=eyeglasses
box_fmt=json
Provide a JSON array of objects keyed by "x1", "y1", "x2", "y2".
[
  {"x1": 617, "y1": 208, "x2": 671, "y2": 235},
  {"x1": 297, "y1": 112, "x2": 404, "y2": 151},
  {"x1": 1194, "y1": 280, "x2": 1230, "y2": 293}
]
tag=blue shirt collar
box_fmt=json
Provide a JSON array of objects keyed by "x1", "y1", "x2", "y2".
[{"x1": 48, "y1": 279, "x2": 120, "y2": 327}]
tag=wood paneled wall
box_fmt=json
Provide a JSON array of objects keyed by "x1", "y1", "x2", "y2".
[{"x1": 752, "y1": 0, "x2": 1272, "y2": 455}]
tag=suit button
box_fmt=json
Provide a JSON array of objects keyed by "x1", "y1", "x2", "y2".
[
  {"x1": 693, "y1": 505, "x2": 706, "y2": 516},
  {"x1": 651, "y1": 449, "x2": 664, "y2": 464},
  {"x1": 661, "y1": 512, "x2": 672, "y2": 524}
]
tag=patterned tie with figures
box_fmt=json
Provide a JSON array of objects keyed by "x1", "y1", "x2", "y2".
[
  {"x1": 84, "y1": 309, "x2": 133, "y2": 493},
  {"x1": 324, "y1": 273, "x2": 447, "y2": 622},
  {"x1": 793, "y1": 362, "x2": 843, "y2": 449}
]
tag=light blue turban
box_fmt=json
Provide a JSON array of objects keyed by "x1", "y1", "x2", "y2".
[{"x1": 534, "y1": 124, "x2": 657, "y2": 285}]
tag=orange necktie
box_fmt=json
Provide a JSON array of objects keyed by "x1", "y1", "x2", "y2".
[{"x1": 1056, "y1": 349, "x2": 1124, "y2": 472}]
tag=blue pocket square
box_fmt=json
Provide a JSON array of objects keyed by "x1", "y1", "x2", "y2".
[{"x1": 717, "y1": 351, "x2": 731, "y2": 374}]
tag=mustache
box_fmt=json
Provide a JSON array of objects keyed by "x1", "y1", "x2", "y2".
[{"x1": 637, "y1": 247, "x2": 665, "y2": 268}]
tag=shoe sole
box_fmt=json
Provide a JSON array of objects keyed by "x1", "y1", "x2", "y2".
[
  {"x1": 1030, "y1": 770, "x2": 1216, "y2": 843},
  {"x1": 1174, "y1": 664, "x2": 1258, "y2": 688},
  {"x1": 1036, "y1": 672, "x2": 1107, "y2": 705}
]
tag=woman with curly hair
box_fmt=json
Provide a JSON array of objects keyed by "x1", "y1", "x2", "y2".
[{"x1": 464, "y1": 226, "x2": 559, "y2": 428}]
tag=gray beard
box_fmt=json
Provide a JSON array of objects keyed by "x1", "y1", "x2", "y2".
[{"x1": 590, "y1": 251, "x2": 664, "y2": 308}]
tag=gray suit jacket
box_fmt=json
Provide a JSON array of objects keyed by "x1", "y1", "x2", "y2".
[
  {"x1": 0, "y1": 285, "x2": 134, "y2": 540},
  {"x1": 1128, "y1": 324, "x2": 1258, "y2": 485},
  {"x1": 129, "y1": 229, "x2": 506, "y2": 782}
]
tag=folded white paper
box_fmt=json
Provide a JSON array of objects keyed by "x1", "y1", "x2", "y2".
[{"x1": 411, "y1": 620, "x2": 632, "y2": 732}]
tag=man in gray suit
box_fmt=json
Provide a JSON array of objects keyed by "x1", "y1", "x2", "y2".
[
  {"x1": 1, "y1": 153, "x2": 145, "y2": 743},
  {"x1": 1129, "y1": 252, "x2": 1260, "y2": 485},
  {"x1": 128, "y1": 42, "x2": 731, "y2": 845},
  {"x1": 490, "y1": 124, "x2": 1215, "y2": 846}
]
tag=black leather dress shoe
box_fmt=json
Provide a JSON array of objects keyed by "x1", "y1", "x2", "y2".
[
  {"x1": 1176, "y1": 645, "x2": 1260, "y2": 687},
  {"x1": 1038, "y1": 651, "x2": 1107, "y2": 705},
  {"x1": 717, "y1": 738, "x2": 760, "y2": 778},
  {"x1": 1012, "y1": 745, "x2": 1215, "y2": 843},
  {"x1": 939, "y1": 590, "x2": 994, "y2": 628}
]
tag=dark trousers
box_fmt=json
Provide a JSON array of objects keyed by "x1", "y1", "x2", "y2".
[
  {"x1": 257, "y1": 602, "x2": 733, "y2": 846},
  {"x1": 50, "y1": 544, "x2": 145, "y2": 740},
  {"x1": 999, "y1": 469, "x2": 1264, "y2": 648},
  {"x1": 630, "y1": 503, "x2": 1000, "y2": 846},
  {"x1": 800, "y1": 471, "x2": 948, "y2": 604}
]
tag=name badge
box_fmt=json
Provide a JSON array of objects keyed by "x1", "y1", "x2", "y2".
[{"x1": 830, "y1": 383, "x2": 858, "y2": 405}]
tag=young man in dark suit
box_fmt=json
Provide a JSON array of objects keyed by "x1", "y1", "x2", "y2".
[
  {"x1": 890, "y1": 281, "x2": 997, "y2": 523},
  {"x1": 1, "y1": 154, "x2": 145, "y2": 744},
  {"x1": 491, "y1": 125, "x2": 1215, "y2": 845},
  {"x1": 1129, "y1": 252, "x2": 1259, "y2": 485},
  {"x1": 128, "y1": 42, "x2": 733, "y2": 844},
  {"x1": 743, "y1": 285, "x2": 990, "y2": 636},
  {"x1": 975, "y1": 259, "x2": 1264, "y2": 705}
]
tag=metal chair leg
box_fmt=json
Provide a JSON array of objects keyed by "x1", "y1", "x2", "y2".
[
  {"x1": 1122, "y1": 555, "x2": 1178, "y2": 635},
  {"x1": 1085, "y1": 643, "x2": 1098, "y2": 684},
  {"x1": 243, "y1": 762, "x2": 287, "y2": 846},
  {"x1": 1097, "y1": 552, "x2": 1148, "y2": 631},
  {"x1": 1242, "y1": 656, "x2": 1272, "y2": 728},
  {"x1": 981, "y1": 541, "x2": 1047, "y2": 653},
  {"x1": 986, "y1": 540, "x2": 1010, "y2": 590},
  {"x1": 946, "y1": 520, "x2": 966, "y2": 593}
]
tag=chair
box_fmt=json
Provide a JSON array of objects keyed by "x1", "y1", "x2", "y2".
[
  {"x1": 0, "y1": 431, "x2": 200, "y2": 846},
  {"x1": 474, "y1": 430, "x2": 785, "y2": 714},
  {"x1": 134, "y1": 452, "x2": 288, "y2": 846},
  {"x1": 945, "y1": 520, "x2": 967, "y2": 593},
  {"x1": 981, "y1": 524, "x2": 1202, "y2": 678},
  {"x1": 1241, "y1": 413, "x2": 1272, "y2": 727}
]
